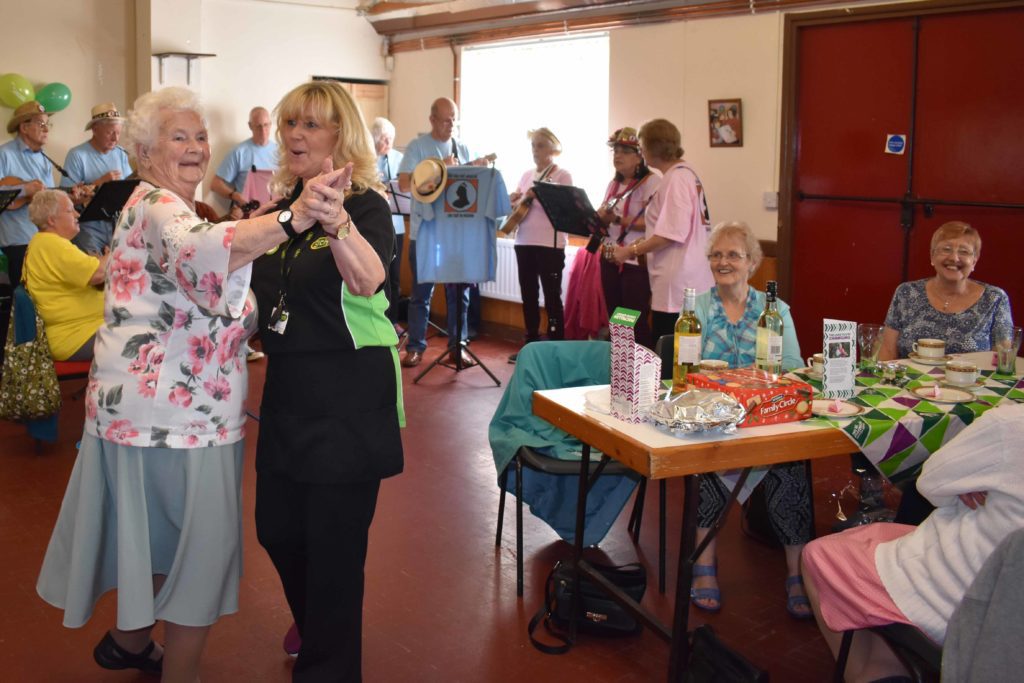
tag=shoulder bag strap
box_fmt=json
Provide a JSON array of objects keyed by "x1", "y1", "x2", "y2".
[{"x1": 527, "y1": 567, "x2": 574, "y2": 655}]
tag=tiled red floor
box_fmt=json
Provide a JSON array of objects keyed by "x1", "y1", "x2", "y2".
[{"x1": 0, "y1": 332, "x2": 851, "y2": 681}]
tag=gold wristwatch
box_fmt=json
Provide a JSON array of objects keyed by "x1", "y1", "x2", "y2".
[{"x1": 325, "y1": 214, "x2": 353, "y2": 240}]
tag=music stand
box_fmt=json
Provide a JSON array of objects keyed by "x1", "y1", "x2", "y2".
[
  {"x1": 386, "y1": 179, "x2": 411, "y2": 217},
  {"x1": 414, "y1": 282, "x2": 500, "y2": 386},
  {"x1": 0, "y1": 189, "x2": 19, "y2": 215},
  {"x1": 79, "y1": 179, "x2": 141, "y2": 223},
  {"x1": 531, "y1": 183, "x2": 604, "y2": 238}
]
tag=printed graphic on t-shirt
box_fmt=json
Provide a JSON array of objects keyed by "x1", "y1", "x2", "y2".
[{"x1": 444, "y1": 175, "x2": 479, "y2": 216}]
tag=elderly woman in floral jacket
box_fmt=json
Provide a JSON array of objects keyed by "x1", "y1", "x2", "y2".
[{"x1": 36, "y1": 86, "x2": 347, "y2": 683}]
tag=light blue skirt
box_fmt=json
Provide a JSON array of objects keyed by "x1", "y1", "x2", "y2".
[{"x1": 36, "y1": 433, "x2": 244, "y2": 630}]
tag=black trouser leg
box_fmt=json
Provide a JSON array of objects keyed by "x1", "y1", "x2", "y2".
[
  {"x1": 514, "y1": 245, "x2": 543, "y2": 341},
  {"x1": 538, "y1": 247, "x2": 565, "y2": 340},
  {"x1": 0, "y1": 244, "x2": 27, "y2": 368},
  {"x1": 256, "y1": 471, "x2": 381, "y2": 683}
]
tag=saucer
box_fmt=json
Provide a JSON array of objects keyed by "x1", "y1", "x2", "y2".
[
  {"x1": 794, "y1": 367, "x2": 823, "y2": 379},
  {"x1": 910, "y1": 385, "x2": 973, "y2": 403},
  {"x1": 811, "y1": 399, "x2": 864, "y2": 418},
  {"x1": 941, "y1": 379, "x2": 985, "y2": 391},
  {"x1": 908, "y1": 352, "x2": 952, "y2": 366}
]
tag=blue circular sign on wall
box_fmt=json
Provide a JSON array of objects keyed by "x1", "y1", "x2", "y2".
[{"x1": 886, "y1": 134, "x2": 907, "y2": 154}]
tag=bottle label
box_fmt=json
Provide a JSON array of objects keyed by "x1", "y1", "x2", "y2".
[
  {"x1": 677, "y1": 334, "x2": 701, "y2": 364},
  {"x1": 768, "y1": 334, "x2": 783, "y2": 362}
]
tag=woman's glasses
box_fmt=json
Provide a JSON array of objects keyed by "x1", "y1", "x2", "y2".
[
  {"x1": 708, "y1": 251, "x2": 748, "y2": 263},
  {"x1": 933, "y1": 245, "x2": 975, "y2": 259}
]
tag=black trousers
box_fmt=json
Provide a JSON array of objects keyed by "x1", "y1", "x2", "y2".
[
  {"x1": 651, "y1": 310, "x2": 678, "y2": 348},
  {"x1": 256, "y1": 472, "x2": 381, "y2": 683},
  {"x1": 514, "y1": 245, "x2": 565, "y2": 341},
  {"x1": 0, "y1": 244, "x2": 28, "y2": 367},
  {"x1": 600, "y1": 259, "x2": 652, "y2": 349}
]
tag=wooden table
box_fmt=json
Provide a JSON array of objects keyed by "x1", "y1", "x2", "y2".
[{"x1": 532, "y1": 386, "x2": 857, "y2": 682}]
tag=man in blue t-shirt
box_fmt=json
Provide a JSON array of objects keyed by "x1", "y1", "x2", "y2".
[
  {"x1": 62, "y1": 103, "x2": 133, "y2": 253},
  {"x1": 397, "y1": 97, "x2": 488, "y2": 368},
  {"x1": 211, "y1": 106, "x2": 278, "y2": 211}
]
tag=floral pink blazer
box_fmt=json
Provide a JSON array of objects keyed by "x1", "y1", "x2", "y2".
[{"x1": 85, "y1": 183, "x2": 255, "y2": 448}]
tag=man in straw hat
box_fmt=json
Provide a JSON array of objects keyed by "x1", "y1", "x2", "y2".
[
  {"x1": 1, "y1": 101, "x2": 87, "y2": 360},
  {"x1": 61, "y1": 102, "x2": 132, "y2": 253}
]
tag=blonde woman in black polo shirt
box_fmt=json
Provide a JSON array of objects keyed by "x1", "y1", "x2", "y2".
[{"x1": 251, "y1": 80, "x2": 404, "y2": 682}]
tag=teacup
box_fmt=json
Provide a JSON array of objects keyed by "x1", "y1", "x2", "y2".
[
  {"x1": 699, "y1": 359, "x2": 728, "y2": 373},
  {"x1": 945, "y1": 361, "x2": 978, "y2": 386},
  {"x1": 806, "y1": 353, "x2": 824, "y2": 375},
  {"x1": 913, "y1": 338, "x2": 946, "y2": 358}
]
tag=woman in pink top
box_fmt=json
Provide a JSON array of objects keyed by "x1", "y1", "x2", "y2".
[
  {"x1": 596, "y1": 127, "x2": 660, "y2": 349},
  {"x1": 610, "y1": 119, "x2": 714, "y2": 342},
  {"x1": 508, "y1": 128, "x2": 572, "y2": 359}
]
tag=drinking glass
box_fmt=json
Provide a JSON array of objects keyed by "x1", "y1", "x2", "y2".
[
  {"x1": 858, "y1": 323, "x2": 884, "y2": 372},
  {"x1": 995, "y1": 326, "x2": 1023, "y2": 375}
]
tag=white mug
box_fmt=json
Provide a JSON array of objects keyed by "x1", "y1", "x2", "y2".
[
  {"x1": 913, "y1": 338, "x2": 946, "y2": 358},
  {"x1": 806, "y1": 353, "x2": 824, "y2": 374},
  {"x1": 945, "y1": 361, "x2": 978, "y2": 386}
]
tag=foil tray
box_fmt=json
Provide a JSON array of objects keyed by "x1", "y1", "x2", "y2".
[{"x1": 648, "y1": 389, "x2": 747, "y2": 436}]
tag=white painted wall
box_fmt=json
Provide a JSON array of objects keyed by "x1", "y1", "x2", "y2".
[
  {"x1": 388, "y1": 49, "x2": 456, "y2": 151},
  {"x1": 0, "y1": 0, "x2": 134, "y2": 171}
]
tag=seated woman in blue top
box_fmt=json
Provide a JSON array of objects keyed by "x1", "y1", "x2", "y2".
[
  {"x1": 690, "y1": 221, "x2": 812, "y2": 619},
  {"x1": 878, "y1": 221, "x2": 1012, "y2": 361}
]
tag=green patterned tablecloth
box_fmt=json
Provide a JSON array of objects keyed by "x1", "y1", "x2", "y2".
[{"x1": 790, "y1": 362, "x2": 1024, "y2": 481}]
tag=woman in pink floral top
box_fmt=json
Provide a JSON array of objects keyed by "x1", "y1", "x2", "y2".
[{"x1": 37, "y1": 86, "x2": 351, "y2": 681}]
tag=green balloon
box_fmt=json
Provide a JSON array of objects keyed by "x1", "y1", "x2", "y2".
[
  {"x1": 36, "y1": 82, "x2": 72, "y2": 113},
  {"x1": 0, "y1": 73, "x2": 34, "y2": 109}
]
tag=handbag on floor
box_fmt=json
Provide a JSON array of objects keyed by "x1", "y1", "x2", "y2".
[
  {"x1": 0, "y1": 286, "x2": 62, "y2": 422},
  {"x1": 685, "y1": 624, "x2": 770, "y2": 683},
  {"x1": 528, "y1": 559, "x2": 647, "y2": 654}
]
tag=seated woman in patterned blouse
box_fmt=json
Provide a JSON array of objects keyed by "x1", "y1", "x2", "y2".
[
  {"x1": 878, "y1": 221, "x2": 1013, "y2": 361},
  {"x1": 689, "y1": 221, "x2": 813, "y2": 619},
  {"x1": 877, "y1": 220, "x2": 1014, "y2": 524}
]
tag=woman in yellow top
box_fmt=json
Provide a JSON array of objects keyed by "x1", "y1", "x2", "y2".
[{"x1": 24, "y1": 190, "x2": 109, "y2": 360}]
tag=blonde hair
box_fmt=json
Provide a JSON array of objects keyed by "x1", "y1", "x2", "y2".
[
  {"x1": 638, "y1": 118, "x2": 684, "y2": 162},
  {"x1": 271, "y1": 81, "x2": 383, "y2": 198},
  {"x1": 529, "y1": 127, "x2": 562, "y2": 155},
  {"x1": 124, "y1": 87, "x2": 205, "y2": 164},
  {"x1": 930, "y1": 221, "x2": 981, "y2": 258},
  {"x1": 28, "y1": 190, "x2": 70, "y2": 229},
  {"x1": 708, "y1": 221, "x2": 763, "y2": 278}
]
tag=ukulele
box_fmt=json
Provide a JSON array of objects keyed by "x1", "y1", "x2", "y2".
[
  {"x1": 499, "y1": 164, "x2": 558, "y2": 236},
  {"x1": 0, "y1": 176, "x2": 94, "y2": 210}
]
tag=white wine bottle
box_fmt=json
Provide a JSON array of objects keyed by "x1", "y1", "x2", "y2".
[
  {"x1": 673, "y1": 287, "x2": 702, "y2": 394},
  {"x1": 755, "y1": 280, "x2": 784, "y2": 375}
]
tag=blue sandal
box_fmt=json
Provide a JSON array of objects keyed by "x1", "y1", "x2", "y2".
[
  {"x1": 689, "y1": 564, "x2": 721, "y2": 613},
  {"x1": 786, "y1": 575, "x2": 813, "y2": 620}
]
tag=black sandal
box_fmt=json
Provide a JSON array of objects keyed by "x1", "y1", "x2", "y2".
[{"x1": 93, "y1": 631, "x2": 163, "y2": 674}]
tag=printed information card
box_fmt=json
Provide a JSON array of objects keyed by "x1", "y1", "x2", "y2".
[{"x1": 822, "y1": 319, "x2": 857, "y2": 398}]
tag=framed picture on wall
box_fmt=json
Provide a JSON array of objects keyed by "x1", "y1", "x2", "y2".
[{"x1": 709, "y1": 99, "x2": 743, "y2": 147}]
